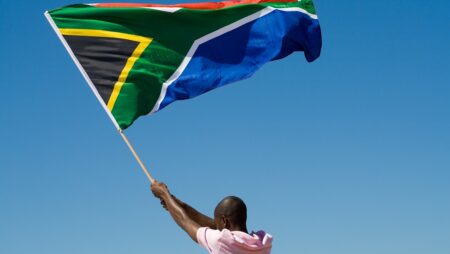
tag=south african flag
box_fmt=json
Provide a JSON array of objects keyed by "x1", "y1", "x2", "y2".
[{"x1": 46, "y1": 0, "x2": 322, "y2": 130}]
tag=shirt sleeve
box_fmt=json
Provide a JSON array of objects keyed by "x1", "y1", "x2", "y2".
[{"x1": 197, "y1": 227, "x2": 222, "y2": 253}]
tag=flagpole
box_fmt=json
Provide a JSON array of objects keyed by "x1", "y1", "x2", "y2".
[{"x1": 119, "y1": 129, "x2": 156, "y2": 184}]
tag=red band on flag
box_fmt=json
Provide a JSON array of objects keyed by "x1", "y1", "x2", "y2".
[{"x1": 94, "y1": 0, "x2": 297, "y2": 10}]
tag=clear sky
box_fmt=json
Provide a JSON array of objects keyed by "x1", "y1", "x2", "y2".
[{"x1": 1, "y1": 0, "x2": 449, "y2": 254}]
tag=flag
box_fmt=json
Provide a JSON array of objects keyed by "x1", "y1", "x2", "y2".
[{"x1": 46, "y1": 0, "x2": 322, "y2": 130}]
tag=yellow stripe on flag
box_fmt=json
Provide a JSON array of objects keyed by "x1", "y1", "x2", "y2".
[{"x1": 59, "y1": 29, "x2": 152, "y2": 111}]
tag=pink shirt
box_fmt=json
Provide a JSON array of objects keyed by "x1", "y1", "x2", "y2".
[{"x1": 197, "y1": 227, "x2": 273, "y2": 254}]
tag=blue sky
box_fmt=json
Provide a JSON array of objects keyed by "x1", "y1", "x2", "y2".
[{"x1": 1, "y1": 0, "x2": 449, "y2": 254}]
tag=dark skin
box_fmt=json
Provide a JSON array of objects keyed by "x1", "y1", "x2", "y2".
[
  {"x1": 214, "y1": 197, "x2": 248, "y2": 233},
  {"x1": 151, "y1": 181, "x2": 248, "y2": 242}
]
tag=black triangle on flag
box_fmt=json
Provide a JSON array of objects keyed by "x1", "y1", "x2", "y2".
[{"x1": 63, "y1": 35, "x2": 139, "y2": 104}]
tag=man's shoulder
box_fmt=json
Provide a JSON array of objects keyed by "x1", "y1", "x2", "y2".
[
  {"x1": 197, "y1": 228, "x2": 273, "y2": 253},
  {"x1": 197, "y1": 227, "x2": 226, "y2": 252}
]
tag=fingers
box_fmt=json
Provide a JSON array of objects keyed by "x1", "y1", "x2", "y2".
[
  {"x1": 150, "y1": 181, "x2": 170, "y2": 200},
  {"x1": 150, "y1": 181, "x2": 168, "y2": 190},
  {"x1": 149, "y1": 182, "x2": 169, "y2": 211}
]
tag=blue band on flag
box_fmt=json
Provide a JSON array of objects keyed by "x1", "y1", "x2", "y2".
[{"x1": 159, "y1": 10, "x2": 321, "y2": 110}]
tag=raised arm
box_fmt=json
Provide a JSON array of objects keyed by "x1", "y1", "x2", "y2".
[
  {"x1": 172, "y1": 195, "x2": 216, "y2": 229},
  {"x1": 151, "y1": 181, "x2": 200, "y2": 242}
]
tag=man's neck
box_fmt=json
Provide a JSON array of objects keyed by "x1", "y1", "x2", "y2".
[{"x1": 229, "y1": 224, "x2": 248, "y2": 233}]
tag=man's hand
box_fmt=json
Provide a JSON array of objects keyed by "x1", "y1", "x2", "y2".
[
  {"x1": 149, "y1": 180, "x2": 200, "y2": 242},
  {"x1": 151, "y1": 181, "x2": 170, "y2": 199}
]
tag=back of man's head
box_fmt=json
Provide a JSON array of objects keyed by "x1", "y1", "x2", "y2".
[{"x1": 214, "y1": 196, "x2": 247, "y2": 228}]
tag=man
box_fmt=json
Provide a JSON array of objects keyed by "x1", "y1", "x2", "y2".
[{"x1": 151, "y1": 181, "x2": 273, "y2": 254}]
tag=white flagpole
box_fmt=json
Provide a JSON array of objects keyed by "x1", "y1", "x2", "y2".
[{"x1": 119, "y1": 130, "x2": 156, "y2": 184}]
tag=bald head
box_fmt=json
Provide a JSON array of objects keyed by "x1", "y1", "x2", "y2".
[{"x1": 214, "y1": 196, "x2": 247, "y2": 231}]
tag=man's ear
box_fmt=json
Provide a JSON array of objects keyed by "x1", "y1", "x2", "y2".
[{"x1": 222, "y1": 215, "x2": 229, "y2": 229}]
